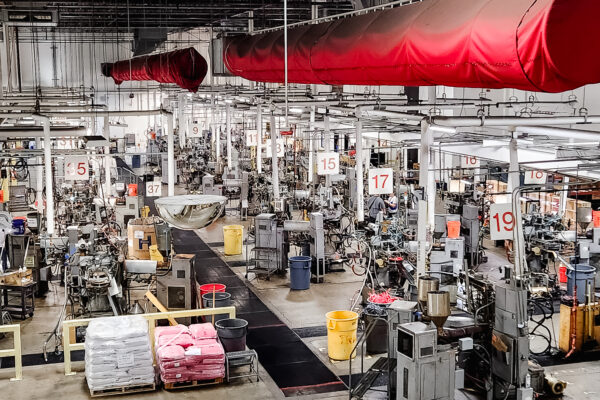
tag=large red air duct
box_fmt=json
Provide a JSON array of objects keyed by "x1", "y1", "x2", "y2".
[
  {"x1": 224, "y1": 0, "x2": 600, "y2": 93},
  {"x1": 102, "y1": 48, "x2": 208, "y2": 92}
]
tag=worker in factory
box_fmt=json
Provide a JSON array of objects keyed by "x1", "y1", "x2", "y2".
[
  {"x1": 367, "y1": 194, "x2": 386, "y2": 223},
  {"x1": 385, "y1": 193, "x2": 398, "y2": 216}
]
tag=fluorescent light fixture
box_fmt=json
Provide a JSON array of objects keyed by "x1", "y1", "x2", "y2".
[{"x1": 429, "y1": 125, "x2": 457, "y2": 134}]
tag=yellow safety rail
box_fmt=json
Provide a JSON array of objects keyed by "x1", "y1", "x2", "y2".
[
  {"x1": 62, "y1": 306, "x2": 236, "y2": 376},
  {"x1": 0, "y1": 324, "x2": 22, "y2": 381}
]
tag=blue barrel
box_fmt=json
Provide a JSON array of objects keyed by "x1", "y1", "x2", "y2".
[
  {"x1": 567, "y1": 264, "x2": 596, "y2": 304},
  {"x1": 289, "y1": 256, "x2": 311, "y2": 290}
]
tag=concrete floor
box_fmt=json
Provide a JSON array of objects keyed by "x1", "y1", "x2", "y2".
[{"x1": 1, "y1": 197, "x2": 598, "y2": 399}]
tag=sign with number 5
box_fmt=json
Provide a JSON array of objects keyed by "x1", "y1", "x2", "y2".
[
  {"x1": 461, "y1": 155, "x2": 480, "y2": 168},
  {"x1": 524, "y1": 170, "x2": 547, "y2": 185},
  {"x1": 64, "y1": 156, "x2": 89, "y2": 181},
  {"x1": 316, "y1": 152, "x2": 339, "y2": 175},
  {"x1": 489, "y1": 203, "x2": 515, "y2": 240},
  {"x1": 146, "y1": 180, "x2": 162, "y2": 197},
  {"x1": 368, "y1": 168, "x2": 394, "y2": 195}
]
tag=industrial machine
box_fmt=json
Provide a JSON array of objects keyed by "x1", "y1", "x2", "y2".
[
  {"x1": 156, "y1": 254, "x2": 196, "y2": 324},
  {"x1": 396, "y1": 322, "x2": 457, "y2": 400}
]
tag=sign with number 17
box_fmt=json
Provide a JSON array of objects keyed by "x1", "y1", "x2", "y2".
[{"x1": 368, "y1": 168, "x2": 394, "y2": 195}]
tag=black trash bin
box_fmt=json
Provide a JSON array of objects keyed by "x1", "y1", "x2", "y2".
[{"x1": 215, "y1": 318, "x2": 248, "y2": 352}]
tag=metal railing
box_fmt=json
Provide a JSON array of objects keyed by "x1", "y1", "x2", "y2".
[
  {"x1": 62, "y1": 306, "x2": 236, "y2": 376},
  {"x1": 0, "y1": 324, "x2": 22, "y2": 381}
]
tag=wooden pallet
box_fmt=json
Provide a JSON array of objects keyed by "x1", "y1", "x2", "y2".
[
  {"x1": 163, "y1": 377, "x2": 223, "y2": 390},
  {"x1": 89, "y1": 382, "x2": 156, "y2": 397}
]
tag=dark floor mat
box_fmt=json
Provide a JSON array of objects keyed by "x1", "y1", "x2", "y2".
[
  {"x1": 238, "y1": 311, "x2": 284, "y2": 328},
  {"x1": 166, "y1": 222, "x2": 345, "y2": 397},
  {"x1": 0, "y1": 350, "x2": 84, "y2": 369},
  {"x1": 532, "y1": 348, "x2": 600, "y2": 367},
  {"x1": 293, "y1": 326, "x2": 328, "y2": 338}
]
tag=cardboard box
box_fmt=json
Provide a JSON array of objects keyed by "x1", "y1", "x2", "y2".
[
  {"x1": 127, "y1": 217, "x2": 158, "y2": 260},
  {"x1": 0, "y1": 270, "x2": 33, "y2": 286}
]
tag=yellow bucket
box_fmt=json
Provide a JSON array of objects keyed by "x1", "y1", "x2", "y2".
[
  {"x1": 223, "y1": 225, "x2": 244, "y2": 255},
  {"x1": 326, "y1": 310, "x2": 359, "y2": 360}
]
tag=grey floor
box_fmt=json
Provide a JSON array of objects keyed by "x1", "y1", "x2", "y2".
[{"x1": 1, "y1": 197, "x2": 600, "y2": 399}]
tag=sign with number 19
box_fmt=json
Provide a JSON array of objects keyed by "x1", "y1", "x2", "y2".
[{"x1": 489, "y1": 203, "x2": 515, "y2": 240}]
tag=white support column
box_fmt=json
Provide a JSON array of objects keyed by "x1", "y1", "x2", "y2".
[
  {"x1": 308, "y1": 107, "x2": 315, "y2": 183},
  {"x1": 270, "y1": 113, "x2": 279, "y2": 199},
  {"x1": 416, "y1": 121, "x2": 434, "y2": 277},
  {"x1": 509, "y1": 135, "x2": 526, "y2": 277},
  {"x1": 35, "y1": 137, "x2": 43, "y2": 213},
  {"x1": 324, "y1": 114, "x2": 331, "y2": 188},
  {"x1": 167, "y1": 113, "x2": 175, "y2": 196},
  {"x1": 226, "y1": 103, "x2": 232, "y2": 169},
  {"x1": 42, "y1": 119, "x2": 54, "y2": 235},
  {"x1": 355, "y1": 107, "x2": 365, "y2": 222},
  {"x1": 256, "y1": 104, "x2": 262, "y2": 174},
  {"x1": 103, "y1": 116, "x2": 111, "y2": 197},
  {"x1": 559, "y1": 176, "x2": 570, "y2": 216}
]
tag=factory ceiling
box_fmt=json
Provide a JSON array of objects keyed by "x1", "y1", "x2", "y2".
[{"x1": 1, "y1": 1, "x2": 357, "y2": 31}]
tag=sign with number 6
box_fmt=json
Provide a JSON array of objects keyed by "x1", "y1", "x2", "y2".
[
  {"x1": 64, "y1": 156, "x2": 89, "y2": 181},
  {"x1": 489, "y1": 203, "x2": 515, "y2": 240},
  {"x1": 316, "y1": 152, "x2": 339, "y2": 175},
  {"x1": 524, "y1": 170, "x2": 547, "y2": 185},
  {"x1": 461, "y1": 155, "x2": 480, "y2": 168},
  {"x1": 368, "y1": 168, "x2": 394, "y2": 195}
]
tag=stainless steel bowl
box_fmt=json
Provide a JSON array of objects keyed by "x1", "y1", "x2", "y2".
[{"x1": 154, "y1": 195, "x2": 227, "y2": 230}]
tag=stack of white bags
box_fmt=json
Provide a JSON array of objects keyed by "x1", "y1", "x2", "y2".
[{"x1": 85, "y1": 315, "x2": 155, "y2": 391}]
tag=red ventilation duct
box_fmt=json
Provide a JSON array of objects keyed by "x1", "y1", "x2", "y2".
[
  {"x1": 102, "y1": 48, "x2": 208, "y2": 92},
  {"x1": 224, "y1": 0, "x2": 600, "y2": 93}
]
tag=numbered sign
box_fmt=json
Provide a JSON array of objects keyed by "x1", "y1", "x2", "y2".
[
  {"x1": 188, "y1": 122, "x2": 202, "y2": 138},
  {"x1": 461, "y1": 155, "x2": 480, "y2": 168},
  {"x1": 64, "y1": 156, "x2": 89, "y2": 180},
  {"x1": 524, "y1": 170, "x2": 547, "y2": 185},
  {"x1": 146, "y1": 180, "x2": 162, "y2": 197},
  {"x1": 489, "y1": 203, "x2": 515, "y2": 240},
  {"x1": 246, "y1": 130, "x2": 258, "y2": 147},
  {"x1": 368, "y1": 168, "x2": 394, "y2": 195},
  {"x1": 316, "y1": 152, "x2": 339, "y2": 175},
  {"x1": 265, "y1": 139, "x2": 285, "y2": 158}
]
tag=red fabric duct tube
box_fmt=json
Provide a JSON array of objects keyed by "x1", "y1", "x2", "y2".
[
  {"x1": 102, "y1": 47, "x2": 208, "y2": 92},
  {"x1": 224, "y1": 0, "x2": 600, "y2": 93}
]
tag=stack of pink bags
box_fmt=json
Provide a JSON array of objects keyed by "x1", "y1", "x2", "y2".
[{"x1": 155, "y1": 323, "x2": 226, "y2": 383}]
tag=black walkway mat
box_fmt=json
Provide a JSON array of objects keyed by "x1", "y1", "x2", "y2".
[
  {"x1": 0, "y1": 350, "x2": 85, "y2": 368},
  {"x1": 171, "y1": 228, "x2": 346, "y2": 396}
]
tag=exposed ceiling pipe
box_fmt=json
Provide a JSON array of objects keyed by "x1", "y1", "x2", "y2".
[
  {"x1": 431, "y1": 115, "x2": 600, "y2": 127},
  {"x1": 514, "y1": 126, "x2": 600, "y2": 142},
  {"x1": 0, "y1": 128, "x2": 87, "y2": 138}
]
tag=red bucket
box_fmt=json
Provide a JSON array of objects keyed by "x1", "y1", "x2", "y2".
[
  {"x1": 559, "y1": 265, "x2": 567, "y2": 284},
  {"x1": 447, "y1": 220, "x2": 461, "y2": 239},
  {"x1": 198, "y1": 283, "x2": 226, "y2": 298}
]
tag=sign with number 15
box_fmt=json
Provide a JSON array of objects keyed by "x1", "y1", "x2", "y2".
[
  {"x1": 316, "y1": 152, "x2": 339, "y2": 175},
  {"x1": 64, "y1": 156, "x2": 89, "y2": 181}
]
